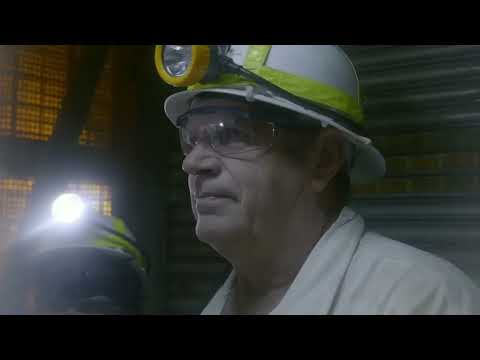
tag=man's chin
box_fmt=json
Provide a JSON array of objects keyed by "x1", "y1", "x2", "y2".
[{"x1": 195, "y1": 216, "x2": 243, "y2": 248}]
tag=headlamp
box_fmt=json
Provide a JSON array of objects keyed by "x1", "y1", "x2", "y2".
[
  {"x1": 155, "y1": 45, "x2": 278, "y2": 89},
  {"x1": 51, "y1": 193, "x2": 86, "y2": 224},
  {"x1": 155, "y1": 45, "x2": 212, "y2": 87}
]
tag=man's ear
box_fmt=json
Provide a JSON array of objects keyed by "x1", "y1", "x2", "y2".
[{"x1": 309, "y1": 128, "x2": 347, "y2": 194}]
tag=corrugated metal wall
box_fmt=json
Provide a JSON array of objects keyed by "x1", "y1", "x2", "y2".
[
  {"x1": 165, "y1": 45, "x2": 480, "y2": 314},
  {"x1": 344, "y1": 45, "x2": 480, "y2": 286},
  {"x1": 346, "y1": 45, "x2": 480, "y2": 195}
]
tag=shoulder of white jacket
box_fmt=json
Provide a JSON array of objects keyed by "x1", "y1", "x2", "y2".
[
  {"x1": 359, "y1": 232, "x2": 444, "y2": 266},
  {"x1": 347, "y1": 232, "x2": 480, "y2": 313},
  {"x1": 356, "y1": 231, "x2": 478, "y2": 289}
]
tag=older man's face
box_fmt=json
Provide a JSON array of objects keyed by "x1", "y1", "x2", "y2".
[{"x1": 181, "y1": 97, "x2": 311, "y2": 258}]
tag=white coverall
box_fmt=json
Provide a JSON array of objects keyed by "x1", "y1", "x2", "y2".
[{"x1": 202, "y1": 207, "x2": 480, "y2": 315}]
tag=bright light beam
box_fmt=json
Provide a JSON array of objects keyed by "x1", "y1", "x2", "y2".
[{"x1": 51, "y1": 193, "x2": 86, "y2": 224}]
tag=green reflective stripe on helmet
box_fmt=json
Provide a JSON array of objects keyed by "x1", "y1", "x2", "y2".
[
  {"x1": 94, "y1": 230, "x2": 146, "y2": 270},
  {"x1": 188, "y1": 65, "x2": 364, "y2": 126},
  {"x1": 112, "y1": 218, "x2": 129, "y2": 238},
  {"x1": 244, "y1": 45, "x2": 272, "y2": 70},
  {"x1": 255, "y1": 66, "x2": 364, "y2": 125}
]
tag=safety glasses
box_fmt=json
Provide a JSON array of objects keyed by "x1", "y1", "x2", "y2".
[{"x1": 178, "y1": 106, "x2": 278, "y2": 158}]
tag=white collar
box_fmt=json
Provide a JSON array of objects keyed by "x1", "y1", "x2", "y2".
[{"x1": 202, "y1": 207, "x2": 365, "y2": 315}]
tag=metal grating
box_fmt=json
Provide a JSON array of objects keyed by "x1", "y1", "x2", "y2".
[
  {"x1": 0, "y1": 178, "x2": 34, "y2": 249},
  {"x1": 9, "y1": 46, "x2": 67, "y2": 142},
  {"x1": 0, "y1": 45, "x2": 113, "y2": 148},
  {"x1": 66, "y1": 182, "x2": 112, "y2": 216}
]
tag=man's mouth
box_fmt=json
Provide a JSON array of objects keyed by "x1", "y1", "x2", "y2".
[
  {"x1": 197, "y1": 192, "x2": 236, "y2": 201},
  {"x1": 194, "y1": 192, "x2": 236, "y2": 213}
]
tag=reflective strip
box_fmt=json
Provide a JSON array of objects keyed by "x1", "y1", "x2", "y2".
[
  {"x1": 256, "y1": 66, "x2": 364, "y2": 125},
  {"x1": 94, "y1": 218, "x2": 146, "y2": 270},
  {"x1": 113, "y1": 218, "x2": 131, "y2": 238},
  {"x1": 94, "y1": 236, "x2": 146, "y2": 270},
  {"x1": 188, "y1": 61, "x2": 364, "y2": 126},
  {"x1": 244, "y1": 45, "x2": 272, "y2": 70}
]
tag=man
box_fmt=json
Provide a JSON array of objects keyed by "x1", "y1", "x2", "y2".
[{"x1": 157, "y1": 45, "x2": 480, "y2": 315}]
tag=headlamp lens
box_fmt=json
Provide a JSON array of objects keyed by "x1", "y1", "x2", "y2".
[
  {"x1": 51, "y1": 193, "x2": 86, "y2": 224},
  {"x1": 163, "y1": 45, "x2": 193, "y2": 77}
]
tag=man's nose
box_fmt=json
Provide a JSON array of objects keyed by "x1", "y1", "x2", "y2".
[{"x1": 182, "y1": 143, "x2": 222, "y2": 177}]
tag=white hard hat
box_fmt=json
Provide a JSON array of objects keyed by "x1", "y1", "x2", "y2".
[{"x1": 162, "y1": 45, "x2": 385, "y2": 184}]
